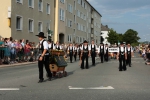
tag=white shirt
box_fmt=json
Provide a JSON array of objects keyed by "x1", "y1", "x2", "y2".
[
  {"x1": 80, "y1": 45, "x2": 90, "y2": 51},
  {"x1": 127, "y1": 47, "x2": 133, "y2": 52},
  {"x1": 10, "y1": 43, "x2": 16, "y2": 54},
  {"x1": 54, "y1": 45, "x2": 62, "y2": 50},
  {"x1": 48, "y1": 43, "x2": 55, "y2": 49},
  {"x1": 117, "y1": 46, "x2": 127, "y2": 53},
  {"x1": 39, "y1": 39, "x2": 48, "y2": 50},
  {"x1": 68, "y1": 46, "x2": 74, "y2": 51},
  {"x1": 98, "y1": 45, "x2": 106, "y2": 53}
]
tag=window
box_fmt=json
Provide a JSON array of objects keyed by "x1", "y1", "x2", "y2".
[
  {"x1": 47, "y1": 3, "x2": 50, "y2": 14},
  {"x1": 68, "y1": 4, "x2": 73, "y2": 13},
  {"x1": 80, "y1": 37, "x2": 82, "y2": 43},
  {"x1": 78, "y1": 0, "x2": 81, "y2": 4},
  {"x1": 38, "y1": 22, "x2": 43, "y2": 32},
  {"x1": 39, "y1": 0, "x2": 43, "y2": 11},
  {"x1": 68, "y1": 35, "x2": 72, "y2": 42},
  {"x1": 29, "y1": 19, "x2": 34, "y2": 32},
  {"x1": 60, "y1": 8, "x2": 65, "y2": 21},
  {"x1": 16, "y1": 16, "x2": 23, "y2": 30},
  {"x1": 29, "y1": 0, "x2": 34, "y2": 8},
  {"x1": 60, "y1": 0, "x2": 65, "y2": 3},
  {"x1": 16, "y1": 0, "x2": 23, "y2": 4},
  {"x1": 77, "y1": 23, "x2": 80, "y2": 30},
  {"x1": 77, "y1": 10, "x2": 80, "y2": 17},
  {"x1": 68, "y1": 19, "x2": 72, "y2": 27}
]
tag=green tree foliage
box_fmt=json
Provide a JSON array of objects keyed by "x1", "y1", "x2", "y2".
[
  {"x1": 107, "y1": 29, "x2": 140, "y2": 46},
  {"x1": 122, "y1": 29, "x2": 140, "y2": 44},
  {"x1": 107, "y1": 29, "x2": 119, "y2": 44}
]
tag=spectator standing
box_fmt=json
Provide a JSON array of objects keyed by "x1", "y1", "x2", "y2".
[{"x1": 24, "y1": 42, "x2": 31, "y2": 61}]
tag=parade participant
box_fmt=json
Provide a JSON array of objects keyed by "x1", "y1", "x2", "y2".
[
  {"x1": 67, "y1": 43, "x2": 74, "y2": 63},
  {"x1": 74, "y1": 44, "x2": 78, "y2": 61},
  {"x1": 104, "y1": 44, "x2": 109, "y2": 62},
  {"x1": 36, "y1": 32, "x2": 52, "y2": 83},
  {"x1": 48, "y1": 40, "x2": 55, "y2": 50},
  {"x1": 54, "y1": 41, "x2": 62, "y2": 50},
  {"x1": 81, "y1": 40, "x2": 90, "y2": 69},
  {"x1": 78, "y1": 44, "x2": 82, "y2": 60},
  {"x1": 117, "y1": 42, "x2": 127, "y2": 71},
  {"x1": 98, "y1": 43, "x2": 105, "y2": 63},
  {"x1": 89, "y1": 40, "x2": 97, "y2": 66},
  {"x1": 126, "y1": 43, "x2": 133, "y2": 67}
]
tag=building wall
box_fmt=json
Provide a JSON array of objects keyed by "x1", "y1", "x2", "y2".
[
  {"x1": 11, "y1": 0, "x2": 54, "y2": 43},
  {"x1": 0, "y1": 0, "x2": 11, "y2": 38}
]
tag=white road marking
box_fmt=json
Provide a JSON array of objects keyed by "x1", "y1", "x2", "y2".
[
  {"x1": 68, "y1": 86, "x2": 114, "y2": 90},
  {"x1": 0, "y1": 88, "x2": 20, "y2": 91}
]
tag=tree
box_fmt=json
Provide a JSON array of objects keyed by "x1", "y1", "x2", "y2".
[
  {"x1": 107, "y1": 29, "x2": 119, "y2": 44},
  {"x1": 122, "y1": 29, "x2": 140, "y2": 44}
]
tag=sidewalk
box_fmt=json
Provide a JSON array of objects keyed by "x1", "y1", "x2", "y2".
[{"x1": 0, "y1": 61, "x2": 37, "y2": 68}]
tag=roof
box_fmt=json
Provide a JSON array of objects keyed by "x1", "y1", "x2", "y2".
[
  {"x1": 101, "y1": 24, "x2": 110, "y2": 31},
  {"x1": 85, "y1": 0, "x2": 102, "y2": 17}
]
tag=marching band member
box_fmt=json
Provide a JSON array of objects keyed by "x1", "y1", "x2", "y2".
[
  {"x1": 54, "y1": 41, "x2": 62, "y2": 50},
  {"x1": 81, "y1": 40, "x2": 90, "y2": 69},
  {"x1": 67, "y1": 43, "x2": 74, "y2": 63},
  {"x1": 126, "y1": 43, "x2": 133, "y2": 67},
  {"x1": 98, "y1": 43, "x2": 105, "y2": 63},
  {"x1": 35, "y1": 32, "x2": 52, "y2": 83},
  {"x1": 89, "y1": 40, "x2": 97, "y2": 66},
  {"x1": 78, "y1": 44, "x2": 82, "y2": 60},
  {"x1": 117, "y1": 42, "x2": 127, "y2": 71},
  {"x1": 104, "y1": 44, "x2": 109, "y2": 62},
  {"x1": 74, "y1": 44, "x2": 78, "y2": 62}
]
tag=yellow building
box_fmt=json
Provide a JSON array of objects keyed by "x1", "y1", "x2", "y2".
[{"x1": 0, "y1": 0, "x2": 102, "y2": 44}]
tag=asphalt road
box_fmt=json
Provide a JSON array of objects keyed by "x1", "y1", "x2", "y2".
[{"x1": 0, "y1": 53, "x2": 150, "y2": 100}]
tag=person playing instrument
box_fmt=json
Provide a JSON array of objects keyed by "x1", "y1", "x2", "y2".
[
  {"x1": 36, "y1": 32, "x2": 52, "y2": 83},
  {"x1": 98, "y1": 43, "x2": 105, "y2": 63},
  {"x1": 126, "y1": 43, "x2": 133, "y2": 67}
]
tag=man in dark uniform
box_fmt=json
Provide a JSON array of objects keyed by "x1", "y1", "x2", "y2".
[
  {"x1": 74, "y1": 44, "x2": 78, "y2": 61},
  {"x1": 81, "y1": 40, "x2": 90, "y2": 69},
  {"x1": 48, "y1": 40, "x2": 55, "y2": 50},
  {"x1": 117, "y1": 42, "x2": 127, "y2": 71},
  {"x1": 98, "y1": 43, "x2": 105, "y2": 63},
  {"x1": 104, "y1": 44, "x2": 109, "y2": 62},
  {"x1": 36, "y1": 32, "x2": 52, "y2": 83},
  {"x1": 126, "y1": 43, "x2": 133, "y2": 67},
  {"x1": 90, "y1": 40, "x2": 97, "y2": 66},
  {"x1": 54, "y1": 41, "x2": 62, "y2": 50},
  {"x1": 67, "y1": 43, "x2": 74, "y2": 63}
]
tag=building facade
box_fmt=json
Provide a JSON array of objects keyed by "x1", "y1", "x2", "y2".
[
  {"x1": 0, "y1": 0, "x2": 102, "y2": 44},
  {"x1": 0, "y1": 0, "x2": 55, "y2": 43},
  {"x1": 55, "y1": 0, "x2": 102, "y2": 44}
]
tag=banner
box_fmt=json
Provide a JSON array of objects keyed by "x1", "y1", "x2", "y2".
[{"x1": 108, "y1": 48, "x2": 118, "y2": 52}]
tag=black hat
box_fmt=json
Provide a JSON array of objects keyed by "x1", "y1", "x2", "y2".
[
  {"x1": 36, "y1": 32, "x2": 46, "y2": 38},
  {"x1": 83, "y1": 40, "x2": 88, "y2": 43}
]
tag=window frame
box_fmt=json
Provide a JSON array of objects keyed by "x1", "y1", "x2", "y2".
[
  {"x1": 28, "y1": 18, "x2": 34, "y2": 33},
  {"x1": 16, "y1": 15, "x2": 23, "y2": 31}
]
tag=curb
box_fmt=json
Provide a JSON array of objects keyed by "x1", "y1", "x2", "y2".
[{"x1": 0, "y1": 61, "x2": 37, "y2": 68}]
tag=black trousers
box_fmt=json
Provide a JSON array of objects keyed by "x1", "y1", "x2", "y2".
[
  {"x1": 69, "y1": 53, "x2": 73, "y2": 62},
  {"x1": 38, "y1": 55, "x2": 52, "y2": 80},
  {"x1": 126, "y1": 54, "x2": 131, "y2": 66},
  {"x1": 81, "y1": 53, "x2": 88, "y2": 69},
  {"x1": 91, "y1": 52, "x2": 96, "y2": 65},
  {"x1": 74, "y1": 52, "x2": 77, "y2": 61},
  {"x1": 78, "y1": 52, "x2": 81, "y2": 60},
  {"x1": 105, "y1": 52, "x2": 109, "y2": 61},
  {"x1": 119, "y1": 55, "x2": 126, "y2": 71},
  {"x1": 100, "y1": 53, "x2": 104, "y2": 63}
]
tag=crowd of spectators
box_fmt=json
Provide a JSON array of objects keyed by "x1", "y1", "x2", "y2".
[
  {"x1": 0, "y1": 37, "x2": 39, "y2": 65},
  {"x1": 138, "y1": 44, "x2": 150, "y2": 65}
]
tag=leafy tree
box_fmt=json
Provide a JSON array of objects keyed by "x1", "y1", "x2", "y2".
[
  {"x1": 122, "y1": 29, "x2": 140, "y2": 44},
  {"x1": 107, "y1": 29, "x2": 119, "y2": 44}
]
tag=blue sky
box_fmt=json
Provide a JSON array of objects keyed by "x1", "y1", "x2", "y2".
[{"x1": 88, "y1": 0, "x2": 150, "y2": 42}]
